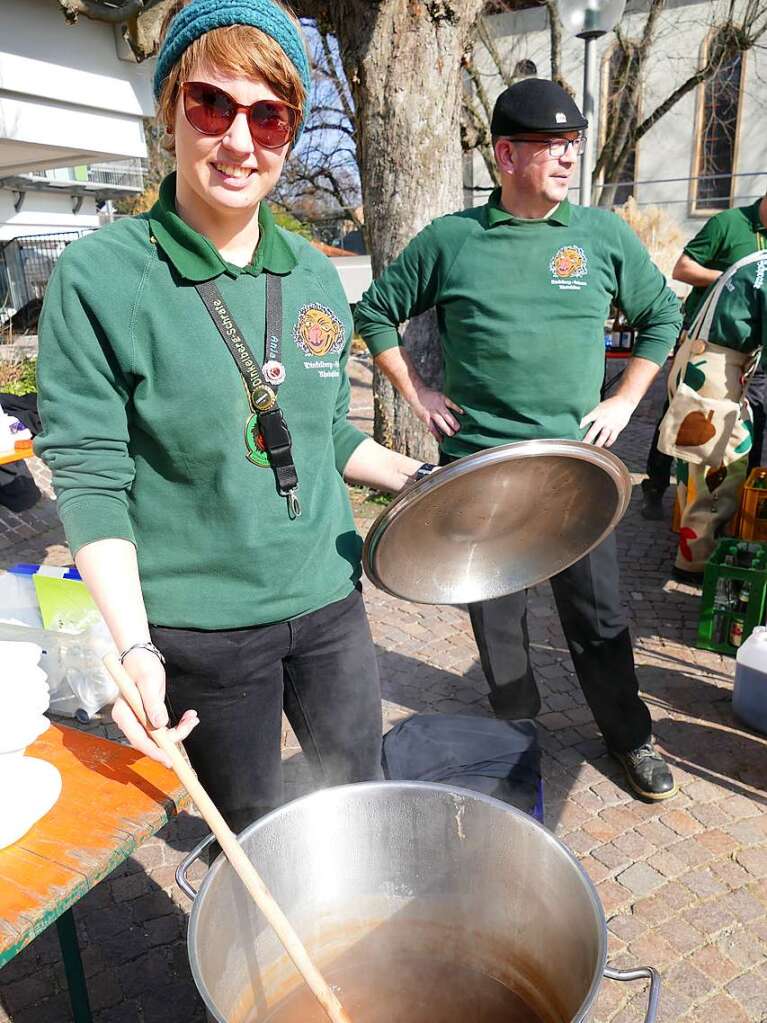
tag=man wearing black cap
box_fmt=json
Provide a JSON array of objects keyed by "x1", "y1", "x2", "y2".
[{"x1": 355, "y1": 79, "x2": 682, "y2": 801}]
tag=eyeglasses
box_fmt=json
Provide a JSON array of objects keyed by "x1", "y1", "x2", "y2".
[
  {"x1": 181, "y1": 82, "x2": 298, "y2": 150},
  {"x1": 506, "y1": 135, "x2": 587, "y2": 158}
]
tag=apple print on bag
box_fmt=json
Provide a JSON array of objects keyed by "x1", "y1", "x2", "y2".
[{"x1": 676, "y1": 410, "x2": 716, "y2": 447}]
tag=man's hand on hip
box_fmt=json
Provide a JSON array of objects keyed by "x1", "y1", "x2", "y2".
[
  {"x1": 580, "y1": 395, "x2": 635, "y2": 448},
  {"x1": 414, "y1": 385, "x2": 464, "y2": 440}
]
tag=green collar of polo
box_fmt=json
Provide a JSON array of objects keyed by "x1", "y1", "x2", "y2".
[
  {"x1": 486, "y1": 187, "x2": 570, "y2": 228},
  {"x1": 146, "y1": 172, "x2": 297, "y2": 281}
]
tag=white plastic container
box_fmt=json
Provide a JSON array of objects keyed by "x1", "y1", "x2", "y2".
[
  {"x1": 0, "y1": 405, "x2": 14, "y2": 455},
  {"x1": 0, "y1": 641, "x2": 62, "y2": 849},
  {"x1": 733, "y1": 626, "x2": 767, "y2": 734}
]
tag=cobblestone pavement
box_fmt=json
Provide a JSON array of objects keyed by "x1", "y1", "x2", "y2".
[{"x1": 1, "y1": 360, "x2": 766, "y2": 1023}]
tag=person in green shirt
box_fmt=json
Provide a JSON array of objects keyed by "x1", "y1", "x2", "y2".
[
  {"x1": 35, "y1": 0, "x2": 422, "y2": 835},
  {"x1": 659, "y1": 251, "x2": 767, "y2": 574},
  {"x1": 355, "y1": 79, "x2": 681, "y2": 801},
  {"x1": 677, "y1": 196, "x2": 767, "y2": 325},
  {"x1": 642, "y1": 194, "x2": 767, "y2": 522}
]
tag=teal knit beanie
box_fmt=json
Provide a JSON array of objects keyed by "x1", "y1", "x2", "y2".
[{"x1": 154, "y1": 0, "x2": 312, "y2": 139}]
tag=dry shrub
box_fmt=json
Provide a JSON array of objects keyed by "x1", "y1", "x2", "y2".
[
  {"x1": 0, "y1": 358, "x2": 37, "y2": 395},
  {"x1": 614, "y1": 196, "x2": 685, "y2": 280},
  {"x1": 115, "y1": 183, "x2": 160, "y2": 217}
]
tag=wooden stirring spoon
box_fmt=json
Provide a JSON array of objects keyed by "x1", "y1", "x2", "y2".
[{"x1": 103, "y1": 653, "x2": 353, "y2": 1023}]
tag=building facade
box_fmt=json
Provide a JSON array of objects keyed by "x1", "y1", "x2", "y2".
[
  {"x1": 0, "y1": 0, "x2": 153, "y2": 240},
  {"x1": 473, "y1": 0, "x2": 766, "y2": 241}
]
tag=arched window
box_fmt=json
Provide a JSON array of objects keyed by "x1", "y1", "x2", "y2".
[
  {"x1": 600, "y1": 42, "x2": 639, "y2": 206},
  {"x1": 695, "y1": 28, "x2": 743, "y2": 211}
]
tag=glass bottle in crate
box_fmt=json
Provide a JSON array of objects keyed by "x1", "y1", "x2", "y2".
[
  {"x1": 730, "y1": 581, "x2": 752, "y2": 649},
  {"x1": 730, "y1": 613, "x2": 745, "y2": 648},
  {"x1": 712, "y1": 577, "x2": 731, "y2": 645}
]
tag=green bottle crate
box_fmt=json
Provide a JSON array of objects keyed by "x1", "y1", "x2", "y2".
[{"x1": 696, "y1": 538, "x2": 767, "y2": 656}]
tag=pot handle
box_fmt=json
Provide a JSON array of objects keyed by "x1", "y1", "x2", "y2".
[
  {"x1": 175, "y1": 832, "x2": 216, "y2": 899},
  {"x1": 603, "y1": 965, "x2": 661, "y2": 1023}
]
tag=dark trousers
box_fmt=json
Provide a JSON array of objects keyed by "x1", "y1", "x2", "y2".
[
  {"x1": 150, "y1": 588, "x2": 383, "y2": 835},
  {"x1": 467, "y1": 534, "x2": 652, "y2": 753},
  {"x1": 645, "y1": 367, "x2": 767, "y2": 493},
  {"x1": 438, "y1": 452, "x2": 652, "y2": 752}
]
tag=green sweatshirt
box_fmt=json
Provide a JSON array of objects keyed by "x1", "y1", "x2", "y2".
[
  {"x1": 695, "y1": 252, "x2": 767, "y2": 352},
  {"x1": 36, "y1": 174, "x2": 366, "y2": 629},
  {"x1": 683, "y1": 199, "x2": 767, "y2": 327},
  {"x1": 355, "y1": 190, "x2": 682, "y2": 459}
]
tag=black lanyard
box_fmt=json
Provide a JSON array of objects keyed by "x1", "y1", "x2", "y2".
[{"x1": 195, "y1": 274, "x2": 301, "y2": 519}]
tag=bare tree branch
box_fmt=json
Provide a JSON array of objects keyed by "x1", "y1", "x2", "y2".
[
  {"x1": 461, "y1": 86, "x2": 500, "y2": 185},
  {"x1": 593, "y1": 0, "x2": 665, "y2": 196},
  {"x1": 317, "y1": 30, "x2": 355, "y2": 123},
  {"x1": 609, "y1": 8, "x2": 767, "y2": 183},
  {"x1": 595, "y1": 0, "x2": 767, "y2": 205},
  {"x1": 475, "y1": 16, "x2": 514, "y2": 89},
  {"x1": 541, "y1": 0, "x2": 566, "y2": 89}
]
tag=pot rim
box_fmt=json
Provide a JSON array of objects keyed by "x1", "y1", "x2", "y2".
[{"x1": 186, "y1": 780, "x2": 608, "y2": 1023}]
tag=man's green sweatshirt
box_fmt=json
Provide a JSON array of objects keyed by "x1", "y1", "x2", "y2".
[
  {"x1": 36, "y1": 176, "x2": 366, "y2": 629},
  {"x1": 355, "y1": 191, "x2": 682, "y2": 459}
]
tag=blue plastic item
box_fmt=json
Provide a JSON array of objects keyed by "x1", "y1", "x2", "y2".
[{"x1": 9, "y1": 563, "x2": 81, "y2": 580}]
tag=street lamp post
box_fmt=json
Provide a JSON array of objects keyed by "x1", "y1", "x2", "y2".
[{"x1": 559, "y1": 0, "x2": 627, "y2": 207}]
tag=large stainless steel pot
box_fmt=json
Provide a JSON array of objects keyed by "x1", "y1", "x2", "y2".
[{"x1": 177, "y1": 783, "x2": 659, "y2": 1023}]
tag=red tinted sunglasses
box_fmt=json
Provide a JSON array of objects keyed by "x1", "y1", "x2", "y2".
[{"x1": 181, "y1": 81, "x2": 297, "y2": 150}]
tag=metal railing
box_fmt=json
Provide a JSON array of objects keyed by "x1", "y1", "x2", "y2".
[
  {"x1": 0, "y1": 232, "x2": 92, "y2": 327},
  {"x1": 22, "y1": 159, "x2": 146, "y2": 192},
  {"x1": 592, "y1": 169, "x2": 766, "y2": 209},
  {"x1": 85, "y1": 159, "x2": 145, "y2": 190}
]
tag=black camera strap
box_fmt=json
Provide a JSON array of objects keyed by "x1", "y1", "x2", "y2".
[{"x1": 195, "y1": 274, "x2": 300, "y2": 519}]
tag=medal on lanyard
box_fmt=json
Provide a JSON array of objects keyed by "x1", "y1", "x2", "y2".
[{"x1": 245, "y1": 383, "x2": 277, "y2": 468}]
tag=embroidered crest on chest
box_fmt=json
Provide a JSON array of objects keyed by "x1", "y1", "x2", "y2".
[
  {"x1": 293, "y1": 304, "x2": 345, "y2": 358},
  {"x1": 549, "y1": 245, "x2": 589, "y2": 290}
]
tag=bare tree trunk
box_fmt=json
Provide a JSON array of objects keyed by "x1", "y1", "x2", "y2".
[{"x1": 314, "y1": 0, "x2": 486, "y2": 460}]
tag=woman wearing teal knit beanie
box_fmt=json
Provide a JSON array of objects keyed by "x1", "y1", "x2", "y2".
[{"x1": 36, "y1": 0, "x2": 423, "y2": 840}]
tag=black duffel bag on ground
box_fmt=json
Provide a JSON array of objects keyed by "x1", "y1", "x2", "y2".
[{"x1": 382, "y1": 714, "x2": 543, "y2": 822}]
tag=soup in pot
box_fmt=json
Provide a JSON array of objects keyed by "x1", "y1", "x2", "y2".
[{"x1": 254, "y1": 954, "x2": 552, "y2": 1023}]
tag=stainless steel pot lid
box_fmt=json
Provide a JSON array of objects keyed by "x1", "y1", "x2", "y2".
[{"x1": 362, "y1": 439, "x2": 632, "y2": 605}]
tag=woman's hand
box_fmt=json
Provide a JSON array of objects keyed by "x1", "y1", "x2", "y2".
[{"x1": 111, "y1": 647, "x2": 198, "y2": 768}]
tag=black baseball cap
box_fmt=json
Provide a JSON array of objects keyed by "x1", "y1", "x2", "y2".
[{"x1": 491, "y1": 78, "x2": 588, "y2": 136}]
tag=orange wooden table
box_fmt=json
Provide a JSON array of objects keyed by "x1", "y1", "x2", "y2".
[
  {"x1": 0, "y1": 723, "x2": 188, "y2": 1021},
  {"x1": 0, "y1": 442, "x2": 34, "y2": 467}
]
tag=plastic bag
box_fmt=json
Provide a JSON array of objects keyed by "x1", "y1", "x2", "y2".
[
  {"x1": 57, "y1": 620, "x2": 118, "y2": 721},
  {"x1": 0, "y1": 569, "x2": 117, "y2": 721}
]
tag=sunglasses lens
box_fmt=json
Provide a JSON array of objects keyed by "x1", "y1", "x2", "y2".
[
  {"x1": 249, "y1": 101, "x2": 295, "y2": 148},
  {"x1": 184, "y1": 83, "x2": 235, "y2": 135}
]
